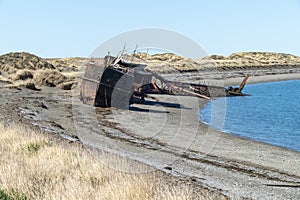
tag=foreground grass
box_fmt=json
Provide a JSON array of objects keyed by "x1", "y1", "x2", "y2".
[{"x1": 0, "y1": 123, "x2": 223, "y2": 200}]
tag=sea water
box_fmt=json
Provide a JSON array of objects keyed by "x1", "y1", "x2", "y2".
[{"x1": 200, "y1": 79, "x2": 300, "y2": 152}]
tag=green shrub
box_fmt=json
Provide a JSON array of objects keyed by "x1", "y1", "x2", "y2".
[{"x1": 0, "y1": 189, "x2": 28, "y2": 200}]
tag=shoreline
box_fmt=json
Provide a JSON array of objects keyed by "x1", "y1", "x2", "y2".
[
  {"x1": 222, "y1": 72, "x2": 300, "y2": 86},
  {"x1": 1, "y1": 70, "x2": 300, "y2": 199},
  {"x1": 105, "y1": 95, "x2": 300, "y2": 199},
  {"x1": 199, "y1": 75, "x2": 300, "y2": 153},
  {"x1": 101, "y1": 73, "x2": 300, "y2": 199}
]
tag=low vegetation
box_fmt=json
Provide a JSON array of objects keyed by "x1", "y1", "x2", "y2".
[
  {"x1": 0, "y1": 123, "x2": 223, "y2": 200},
  {"x1": 45, "y1": 57, "x2": 86, "y2": 72},
  {"x1": 0, "y1": 52, "x2": 55, "y2": 74},
  {"x1": 0, "y1": 52, "x2": 81, "y2": 90},
  {"x1": 134, "y1": 53, "x2": 186, "y2": 62},
  {"x1": 4, "y1": 80, "x2": 39, "y2": 91},
  {"x1": 11, "y1": 70, "x2": 33, "y2": 81},
  {"x1": 33, "y1": 69, "x2": 68, "y2": 87}
]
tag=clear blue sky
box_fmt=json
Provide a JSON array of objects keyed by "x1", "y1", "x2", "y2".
[{"x1": 1, "y1": 0, "x2": 300, "y2": 58}]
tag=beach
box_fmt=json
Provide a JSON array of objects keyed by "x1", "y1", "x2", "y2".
[
  {"x1": 1, "y1": 73, "x2": 298, "y2": 199},
  {"x1": 1, "y1": 52, "x2": 300, "y2": 199},
  {"x1": 95, "y1": 73, "x2": 300, "y2": 199}
]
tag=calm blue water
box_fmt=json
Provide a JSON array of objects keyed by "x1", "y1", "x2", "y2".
[{"x1": 200, "y1": 80, "x2": 300, "y2": 152}]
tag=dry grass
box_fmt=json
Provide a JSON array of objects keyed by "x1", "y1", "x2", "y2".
[
  {"x1": 4, "y1": 80, "x2": 39, "y2": 91},
  {"x1": 0, "y1": 123, "x2": 221, "y2": 200},
  {"x1": 0, "y1": 52, "x2": 55, "y2": 75},
  {"x1": 33, "y1": 69, "x2": 68, "y2": 87},
  {"x1": 1, "y1": 69, "x2": 78, "y2": 90},
  {"x1": 61, "y1": 71, "x2": 83, "y2": 79},
  {"x1": 45, "y1": 57, "x2": 86, "y2": 72},
  {"x1": 58, "y1": 80, "x2": 77, "y2": 90},
  {"x1": 11, "y1": 70, "x2": 33, "y2": 81},
  {"x1": 0, "y1": 75, "x2": 12, "y2": 84}
]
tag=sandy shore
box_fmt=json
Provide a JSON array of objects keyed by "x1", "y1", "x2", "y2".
[
  {"x1": 221, "y1": 72, "x2": 300, "y2": 86},
  {"x1": 1, "y1": 69, "x2": 300, "y2": 199},
  {"x1": 93, "y1": 73, "x2": 300, "y2": 199},
  {"x1": 159, "y1": 68, "x2": 300, "y2": 87}
]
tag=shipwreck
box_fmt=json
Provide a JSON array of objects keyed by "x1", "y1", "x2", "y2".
[{"x1": 80, "y1": 52, "x2": 249, "y2": 109}]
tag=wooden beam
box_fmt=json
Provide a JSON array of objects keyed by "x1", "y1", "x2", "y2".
[{"x1": 237, "y1": 75, "x2": 249, "y2": 93}]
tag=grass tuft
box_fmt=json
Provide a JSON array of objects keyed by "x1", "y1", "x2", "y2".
[
  {"x1": 33, "y1": 69, "x2": 67, "y2": 87},
  {"x1": 23, "y1": 140, "x2": 51, "y2": 154},
  {"x1": 0, "y1": 188, "x2": 28, "y2": 200},
  {"x1": 11, "y1": 70, "x2": 33, "y2": 81}
]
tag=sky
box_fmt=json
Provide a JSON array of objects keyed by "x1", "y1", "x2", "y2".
[{"x1": 0, "y1": 0, "x2": 300, "y2": 58}]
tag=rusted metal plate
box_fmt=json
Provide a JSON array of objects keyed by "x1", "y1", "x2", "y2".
[
  {"x1": 95, "y1": 67, "x2": 134, "y2": 109},
  {"x1": 80, "y1": 61, "x2": 104, "y2": 106}
]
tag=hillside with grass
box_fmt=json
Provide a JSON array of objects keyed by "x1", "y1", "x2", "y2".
[
  {"x1": 200, "y1": 52, "x2": 300, "y2": 69},
  {"x1": 138, "y1": 52, "x2": 300, "y2": 73},
  {"x1": 0, "y1": 52, "x2": 84, "y2": 90}
]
